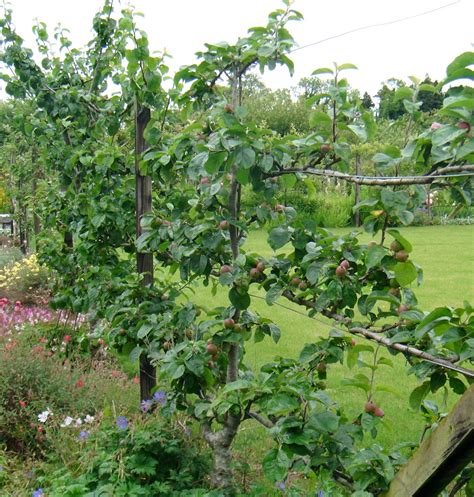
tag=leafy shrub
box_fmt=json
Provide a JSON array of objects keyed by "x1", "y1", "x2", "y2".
[
  {"x1": 0, "y1": 326, "x2": 137, "y2": 457},
  {"x1": 0, "y1": 254, "x2": 49, "y2": 303},
  {"x1": 0, "y1": 246, "x2": 22, "y2": 269},
  {"x1": 39, "y1": 415, "x2": 212, "y2": 497}
]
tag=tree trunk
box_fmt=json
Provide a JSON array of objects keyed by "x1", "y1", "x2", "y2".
[
  {"x1": 135, "y1": 101, "x2": 156, "y2": 401},
  {"x1": 354, "y1": 154, "x2": 361, "y2": 227}
]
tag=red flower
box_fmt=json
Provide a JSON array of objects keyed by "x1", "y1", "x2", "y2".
[
  {"x1": 39, "y1": 337, "x2": 48, "y2": 343},
  {"x1": 75, "y1": 379, "x2": 85, "y2": 388},
  {"x1": 19, "y1": 400, "x2": 27, "y2": 408},
  {"x1": 37, "y1": 425, "x2": 43, "y2": 433},
  {"x1": 132, "y1": 376, "x2": 139, "y2": 384},
  {"x1": 63, "y1": 335, "x2": 72, "y2": 343},
  {"x1": 111, "y1": 370, "x2": 121, "y2": 378}
]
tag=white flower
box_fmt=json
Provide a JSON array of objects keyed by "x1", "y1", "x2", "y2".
[
  {"x1": 60, "y1": 416, "x2": 73, "y2": 427},
  {"x1": 38, "y1": 408, "x2": 52, "y2": 423},
  {"x1": 75, "y1": 418, "x2": 82, "y2": 426},
  {"x1": 84, "y1": 415, "x2": 94, "y2": 424}
]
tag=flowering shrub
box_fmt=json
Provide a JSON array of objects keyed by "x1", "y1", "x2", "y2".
[
  {"x1": 0, "y1": 254, "x2": 49, "y2": 304},
  {"x1": 36, "y1": 415, "x2": 212, "y2": 497},
  {"x1": 0, "y1": 298, "x2": 55, "y2": 334}
]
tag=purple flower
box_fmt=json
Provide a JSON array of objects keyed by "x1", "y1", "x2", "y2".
[
  {"x1": 32, "y1": 489, "x2": 44, "y2": 497},
  {"x1": 116, "y1": 416, "x2": 128, "y2": 430},
  {"x1": 317, "y1": 491, "x2": 325, "y2": 497},
  {"x1": 0, "y1": 465, "x2": 3, "y2": 471},
  {"x1": 153, "y1": 390, "x2": 167, "y2": 405},
  {"x1": 78, "y1": 430, "x2": 89, "y2": 440},
  {"x1": 140, "y1": 399, "x2": 153, "y2": 413},
  {"x1": 276, "y1": 481, "x2": 286, "y2": 491}
]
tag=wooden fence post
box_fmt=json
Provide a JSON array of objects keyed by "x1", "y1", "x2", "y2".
[
  {"x1": 135, "y1": 101, "x2": 156, "y2": 402},
  {"x1": 384, "y1": 384, "x2": 474, "y2": 497}
]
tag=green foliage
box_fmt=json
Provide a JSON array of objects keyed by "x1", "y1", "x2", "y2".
[{"x1": 39, "y1": 416, "x2": 211, "y2": 497}]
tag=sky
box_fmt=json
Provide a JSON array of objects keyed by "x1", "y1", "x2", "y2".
[{"x1": 1, "y1": 0, "x2": 473, "y2": 98}]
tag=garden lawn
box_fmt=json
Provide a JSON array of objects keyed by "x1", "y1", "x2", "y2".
[{"x1": 186, "y1": 225, "x2": 474, "y2": 457}]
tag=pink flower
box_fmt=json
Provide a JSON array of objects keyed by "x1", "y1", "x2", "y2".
[
  {"x1": 63, "y1": 335, "x2": 72, "y2": 343},
  {"x1": 75, "y1": 379, "x2": 85, "y2": 388},
  {"x1": 430, "y1": 122, "x2": 442, "y2": 130},
  {"x1": 132, "y1": 376, "x2": 139, "y2": 384},
  {"x1": 19, "y1": 400, "x2": 27, "y2": 408}
]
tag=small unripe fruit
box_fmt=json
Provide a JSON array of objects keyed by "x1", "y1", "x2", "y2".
[
  {"x1": 219, "y1": 220, "x2": 229, "y2": 230},
  {"x1": 163, "y1": 341, "x2": 172, "y2": 351},
  {"x1": 275, "y1": 204, "x2": 285, "y2": 212},
  {"x1": 224, "y1": 318, "x2": 235, "y2": 329},
  {"x1": 335, "y1": 265, "x2": 347, "y2": 278},
  {"x1": 364, "y1": 400, "x2": 376, "y2": 413},
  {"x1": 316, "y1": 362, "x2": 326, "y2": 373},
  {"x1": 395, "y1": 250, "x2": 409, "y2": 262},
  {"x1": 458, "y1": 121, "x2": 470, "y2": 131},
  {"x1": 320, "y1": 143, "x2": 331, "y2": 153},
  {"x1": 340, "y1": 260, "x2": 350, "y2": 269},
  {"x1": 224, "y1": 103, "x2": 234, "y2": 113},
  {"x1": 397, "y1": 304, "x2": 409, "y2": 315},
  {"x1": 374, "y1": 407, "x2": 385, "y2": 417},
  {"x1": 368, "y1": 241, "x2": 378, "y2": 249},
  {"x1": 200, "y1": 177, "x2": 210, "y2": 185},
  {"x1": 298, "y1": 281, "x2": 308, "y2": 291},
  {"x1": 98, "y1": 338, "x2": 105, "y2": 346},
  {"x1": 351, "y1": 338, "x2": 357, "y2": 346},
  {"x1": 290, "y1": 277, "x2": 301, "y2": 286},
  {"x1": 220, "y1": 265, "x2": 232, "y2": 274},
  {"x1": 256, "y1": 261, "x2": 266, "y2": 272},
  {"x1": 250, "y1": 267, "x2": 260, "y2": 279},
  {"x1": 206, "y1": 342, "x2": 218, "y2": 355},
  {"x1": 390, "y1": 240, "x2": 403, "y2": 252},
  {"x1": 388, "y1": 287, "x2": 400, "y2": 298},
  {"x1": 234, "y1": 323, "x2": 243, "y2": 332},
  {"x1": 119, "y1": 329, "x2": 126, "y2": 336}
]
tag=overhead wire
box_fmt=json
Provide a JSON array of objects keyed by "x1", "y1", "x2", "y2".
[{"x1": 289, "y1": 0, "x2": 462, "y2": 54}]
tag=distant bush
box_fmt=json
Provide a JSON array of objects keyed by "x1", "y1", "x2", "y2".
[
  {"x1": 242, "y1": 184, "x2": 353, "y2": 227},
  {"x1": 0, "y1": 254, "x2": 49, "y2": 303}
]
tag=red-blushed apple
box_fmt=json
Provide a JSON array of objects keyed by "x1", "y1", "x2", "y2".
[
  {"x1": 335, "y1": 265, "x2": 347, "y2": 278},
  {"x1": 219, "y1": 220, "x2": 229, "y2": 230},
  {"x1": 275, "y1": 204, "x2": 285, "y2": 212},
  {"x1": 224, "y1": 318, "x2": 235, "y2": 329},
  {"x1": 340, "y1": 260, "x2": 350, "y2": 269},
  {"x1": 364, "y1": 400, "x2": 376, "y2": 413},
  {"x1": 395, "y1": 250, "x2": 409, "y2": 262},
  {"x1": 320, "y1": 143, "x2": 331, "y2": 153},
  {"x1": 206, "y1": 342, "x2": 218, "y2": 355},
  {"x1": 397, "y1": 304, "x2": 409, "y2": 315},
  {"x1": 290, "y1": 277, "x2": 302, "y2": 286},
  {"x1": 256, "y1": 261, "x2": 265, "y2": 272},
  {"x1": 249, "y1": 267, "x2": 260, "y2": 279},
  {"x1": 390, "y1": 240, "x2": 403, "y2": 252},
  {"x1": 220, "y1": 265, "x2": 232, "y2": 275},
  {"x1": 200, "y1": 177, "x2": 210, "y2": 185},
  {"x1": 374, "y1": 407, "x2": 385, "y2": 417}
]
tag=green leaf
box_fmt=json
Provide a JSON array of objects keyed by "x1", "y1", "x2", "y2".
[
  {"x1": 205, "y1": 151, "x2": 227, "y2": 174},
  {"x1": 446, "y1": 51, "x2": 474, "y2": 76},
  {"x1": 266, "y1": 285, "x2": 283, "y2": 305},
  {"x1": 409, "y1": 381, "x2": 430, "y2": 409},
  {"x1": 229, "y1": 287, "x2": 251, "y2": 310},
  {"x1": 268, "y1": 227, "x2": 290, "y2": 250},
  {"x1": 129, "y1": 345, "x2": 142, "y2": 363},
  {"x1": 311, "y1": 67, "x2": 334, "y2": 76},
  {"x1": 309, "y1": 110, "x2": 332, "y2": 130},
  {"x1": 394, "y1": 261, "x2": 417, "y2": 286},
  {"x1": 235, "y1": 147, "x2": 255, "y2": 169},
  {"x1": 310, "y1": 410, "x2": 339, "y2": 432},
  {"x1": 366, "y1": 245, "x2": 386, "y2": 269},
  {"x1": 431, "y1": 125, "x2": 466, "y2": 147},
  {"x1": 337, "y1": 63, "x2": 358, "y2": 72},
  {"x1": 415, "y1": 307, "x2": 452, "y2": 338},
  {"x1": 387, "y1": 229, "x2": 413, "y2": 253},
  {"x1": 348, "y1": 124, "x2": 367, "y2": 142},
  {"x1": 137, "y1": 323, "x2": 153, "y2": 339}
]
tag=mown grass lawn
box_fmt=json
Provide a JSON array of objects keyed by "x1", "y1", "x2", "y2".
[{"x1": 186, "y1": 225, "x2": 474, "y2": 462}]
